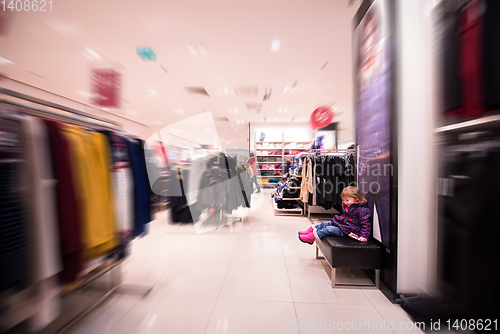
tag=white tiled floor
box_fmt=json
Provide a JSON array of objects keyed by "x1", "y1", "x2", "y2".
[{"x1": 70, "y1": 190, "x2": 423, "y2": 334}]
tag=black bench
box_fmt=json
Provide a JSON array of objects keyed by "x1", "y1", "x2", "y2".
[{"x1": 315, "y1": 236, "x2": 381, "y2": 288}]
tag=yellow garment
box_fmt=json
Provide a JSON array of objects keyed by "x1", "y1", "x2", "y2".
[
  {"x1": 262, "y1": 179, "x2": 269, "y2": 183},
  {"x1": 63, "y1": 125, "x2": 118, "y2": 260}
]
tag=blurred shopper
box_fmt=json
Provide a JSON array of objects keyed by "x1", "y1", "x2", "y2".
[{"x1": 248, "y1": 153, "x2": 261, "y2": 193}]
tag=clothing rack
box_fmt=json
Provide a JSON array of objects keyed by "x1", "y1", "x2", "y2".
[
  {"x1": 0, "y1": 90, "x2": 153, "y2": 333},
  {"x1": 301, "y1": 148, "x2": 356, "y2": 221}
]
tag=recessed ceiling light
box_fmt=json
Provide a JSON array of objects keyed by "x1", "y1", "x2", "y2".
[
  {"x1": 217, "y1": 86, "x2": 230, "y2": 95},
  {"x1": 283, "y1": 81, "x2": 297, "y2": 94},
  {"x1": 271, "y1": 39, "x2": 281, "y2": 53},
  {"x1": 84, "y1": 47, "x2": 102, "y2": 59},
  {"x1": 174, "y1": 109, "x2": 185, "y2": 114},
  {"x1": 187, "y1": 44, "x2": 197, "y2": 55},
  {"x1": 76, "y1": 47, "x2": 102, "y2": 60},
  {"x1": 75, "y1": 90, "x2": 89, "y2": 97},
  {"x1": 283, "y1": 108, "x2": 289, "y2": 113},
  {"x1": 198, "y1": 44, "x2": 209, "y2": 55},
  {"x1": 187, "y1": 44, "x2": 210, "y2": 56},
  {"x1": 0, "y1": 56, "x2": 15, "y2": 65},
  {"x1": 145, "y1": 88, "x2": 158, "y2": 96}
]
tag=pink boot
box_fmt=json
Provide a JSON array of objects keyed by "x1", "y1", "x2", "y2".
[
  {"x1": 298, "y1": 232, "x2": 316, "y2": 245},
  {"x1": 298, "y1": 226, "x2": 314, "y2": 235}
]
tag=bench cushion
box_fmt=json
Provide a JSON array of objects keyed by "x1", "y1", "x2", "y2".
[{"x1": 317, "y1": 236, "x2": 381, "y2": 269}]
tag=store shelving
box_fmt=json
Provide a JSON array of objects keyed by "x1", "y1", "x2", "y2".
[{"x1": 254, "y1": 132, "x2": 309, "y2": 189}]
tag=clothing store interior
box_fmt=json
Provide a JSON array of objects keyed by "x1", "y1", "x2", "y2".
[{"x1": 1, "y1": 0, "x2": 499, "y2": 333}]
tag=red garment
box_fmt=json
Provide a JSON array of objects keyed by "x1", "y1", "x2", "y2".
[
  {"x1": 449, "y1": 1, "x2": 487, "y2": 118},
  {"x1": 43, "y1": 120, "x2": 82, "y2": 283}
]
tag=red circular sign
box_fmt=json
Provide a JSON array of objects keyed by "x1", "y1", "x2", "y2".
[{"x1": 310, "y1": 106, "x2": 334, "y2": 130}]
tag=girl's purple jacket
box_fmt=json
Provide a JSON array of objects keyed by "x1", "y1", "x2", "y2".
[{"x1": 332, "y1": 202, "x2": 373, "y2": 239}]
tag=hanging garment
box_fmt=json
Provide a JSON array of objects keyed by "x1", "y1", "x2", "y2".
[
  {"x1": 126, "y1": 138, "x2": 152, "y2": 235},
  {"x1": 442, "y1": 5, "x2": 462, "y2": 113},
  {"x1": 482, "y1": 0, "x2": 500, "y2": 108},
  {"x1": 187, "y1": 156, "x2": 207, "y2": 205},
  {"x1": 0, "y1": 113, "x2": 29, "y2": 294},
  {"x1": 456, "y1": 0, "x2": 486, "y2": 118},
  {"x1": 300, "y1": 158, "x2": 311, "y2": 203},
  {"x1": 197, "y1": 166, "x2": 228, "y2": 211},
  {"x1": 440, "y1": 142, "x2": 500, "y2": 320},
  {"x1": 106, "y1": 132, "x2": 134, "y2": 256},
  {"x1": 62, "y1": 125, "x2": 118, "y2": 260},
  {"x1": 21, "y1": 116, "x2": 62, "y2": 331},
  {"x1": 43, "y1": 120, "x2": 82, "y2": 284},
  {"x1": 169, "y1": 167, "x2": 192, "y2": 223}
]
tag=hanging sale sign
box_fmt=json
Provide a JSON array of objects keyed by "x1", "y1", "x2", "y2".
[{"x1": 90, "y1": 68, "x2": 122, "y2": 108}]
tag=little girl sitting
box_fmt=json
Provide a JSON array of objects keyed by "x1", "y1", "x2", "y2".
[{"x1": 298, "y1": 186, "x2": 372, "y2": 244}]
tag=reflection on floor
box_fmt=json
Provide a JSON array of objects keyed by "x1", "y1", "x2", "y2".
[{"x1": 66, "y1": 190, "x2": 426, "y2": 334}]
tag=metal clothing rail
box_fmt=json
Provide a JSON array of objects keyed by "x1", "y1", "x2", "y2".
[
  {"x1": 0, "y1": 99, "x2": 120, "y2": 132},
  {"x1": 301, "y1": 148, "x2": 357, "y2": 221},
  {"x1": 0, "y1": 88, "x2": 121, "y2": 127},
  {"x1": 0, "y1": 90, "x2": 152, "y2": 333}
]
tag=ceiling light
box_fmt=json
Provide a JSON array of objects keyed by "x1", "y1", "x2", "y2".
[
  {"x1": 126, "y1": 109, "x2": 138, "y2": 115},
  {"x1": 0, "y1": 56, "x2": 15, "y2": 65},
  {"x1": 187, "y1": 44, "x2": 198, "y2": 55},
  {"x1": 231, "y1": 108, "x2": 239, "y2": 114},
  {"x1": 198, "y1": 44, "x2": 209, "y2": 55},
  {"x1": 76, "y1": 47, "x2": 102, "y2": 60},
  {"x1": 75, "y1": 90, "x2": 90, "y2": 97},
  {"x1": 76, "y1": 50, "x2": 93, "y2": 60},
  {"x1": 174, "y1": 109, "x2": 185, "y2": 114},
  {"x1": 152, "y1": 120, "x2": 163, "y2": 125},
  {"x1": 283, "y1": 81, "x2": 298, "y2": 94},
  {"x1": 271, "y1": 39, "x2": 281, "y2": 53},
  {"x1": 187, "y1": 44, "x2": 210, "y2": 56},
  {"x1": 145, "y1": 88, "x2": 157, "y2": 96},
  {"x1": 84, "y1": 47, "x2": 102, "y2": 59},
  {"x1": 278, "y1": 108, "x2": 283, "y2": 113},
  {"x1": 217, "y1": 86, "x2": 230, "y2": 95},
  {"x1": 284, "y1": 108, "x2": 289, "y2": 113}
]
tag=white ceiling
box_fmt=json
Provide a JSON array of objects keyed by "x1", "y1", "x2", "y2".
[{"x1": 0, "y1": 0, "x2": 361, "y2": 149}]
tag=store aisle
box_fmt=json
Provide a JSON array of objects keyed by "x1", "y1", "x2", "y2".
[{"x1": 70, "y1": 190, "x2": 422, "y2": 334}]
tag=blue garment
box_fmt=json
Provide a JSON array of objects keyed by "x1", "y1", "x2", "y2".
[
  {"x1": 314, "y1": 221, "x2": 347, "y2": 239},
  {"x1": 126, "y1": 139, "x2": 152, "y2": 237}
]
